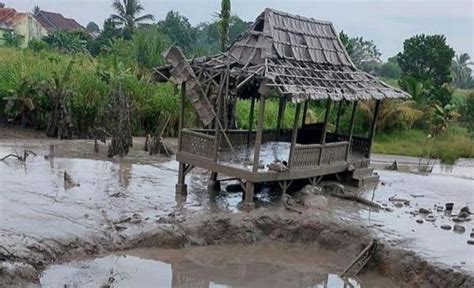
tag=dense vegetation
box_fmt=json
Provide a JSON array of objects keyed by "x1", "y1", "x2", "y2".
[{"x1": 0, "y1": 0, "x2": 473, "y2": 162}]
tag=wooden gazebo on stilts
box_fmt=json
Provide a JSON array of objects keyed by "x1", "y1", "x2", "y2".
[{"x1": 154, "y1": 8, "x2": 409, "y2": 209}]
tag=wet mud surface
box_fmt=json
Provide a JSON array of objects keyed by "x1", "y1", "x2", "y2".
[
  {"x1": 1, "y1": 137, "x2": 473, "y2": 287},
  {"x1": 40, "y1": 243, "x2": 398, "y2": 288}
]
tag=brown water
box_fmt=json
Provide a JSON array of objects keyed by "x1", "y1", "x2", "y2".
[{"x1": 39, "y1": 243, "x2": 399, "y2": 288}]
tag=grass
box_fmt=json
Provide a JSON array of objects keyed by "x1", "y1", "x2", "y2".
[{"x1": 373, "y1": 126, "x2": 474, "y2": 164}]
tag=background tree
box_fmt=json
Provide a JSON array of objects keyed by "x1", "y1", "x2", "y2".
[
  {"x1": 86, "y1": 21, "x2": 100, "y2": 33},
  {"x1": 379, "y1": 56, "x2": 401, "y2": 79},
  {"x1": 0, "y1": 3, "x2": 5, "y2": 8},
  {"x1": 110, "y1": 0, "x2": 154, "y2": 39},
  {"x1": 452, "y1": 52, "x2": 473, "y2": 88},
  {"x1": 339, "y1": 31, "x2": 381, "y2": 74},
  {"x1": 397, "y1": 34, "x2": 454, "y2": 86},
  {"x1": 158, "y1": 11, "x2": 195, "y2": 53},
  {"x1": 218, "y1": 0, "x2": 231, "y2": 51},
  {"x1": 32, "y1": 5, "x2": 40, "y2": 15}
]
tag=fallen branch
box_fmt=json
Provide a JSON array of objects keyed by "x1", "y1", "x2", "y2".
[
  {"x1": 1, "y1": 150, "x2": 37, "y2": 162},
  {"x1": 331, "y1": 193, "x2": 382, "y2": 209},
  {"x1": 341, "y1": 239, "x2": 377, "y2": 277}
]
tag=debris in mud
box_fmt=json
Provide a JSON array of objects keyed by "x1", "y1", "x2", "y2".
[
  {"x1": 341, "y1": 239, "x2": 377, "y2": 277},
  {"x1": 467, "y1": 240, "x2": 474, "y2": 245},
  {"x1": 109, "y1": 192, "x2": 128, "y2": 198},
  {"x1": 445, "y1": 203, "x2": 454, "y2": 211},
  {"x1": 320, "y1": 182, "x2": 383, "y2": 209},
  {"x1": 64, "y1": 171, "x2": 80, "y2": 187},
  {"x1": 470, "y1": 232, "x2": 474, "y2": 238},
  {"x1": 416, "y1": 219, "x2": 424, "y2": 224},
  {"x1": 419, "y1": 208, "x2": 432, "y2": 214},
  {"x1": 460, "y1": 206, "x2": 471, "y2": 214},
  {"x1": 452, "y1": 217, "x2": 464, "y2": 223},
  {"x1": 388, "y1": 195, "x2": 410, "y2": 206},
  {"x1": 453, "y1": 224, "x2": 465, "y2": 233},
  {"x1": 426, "y1": 215, "x2": 436, "y2": 222},
  {"x1": 459, "y1": 211, "x2": 470, "y2": 218},
  {"x1": 440, "y1": 224, "x2": 452, "y2": 230},
  {"x1": 1, "y1": 149, "x2": 36, "y2": 162}
]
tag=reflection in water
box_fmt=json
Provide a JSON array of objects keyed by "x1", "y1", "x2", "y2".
[{"x1": 40, "y1": 252, "x2": 366, "y2": 288}]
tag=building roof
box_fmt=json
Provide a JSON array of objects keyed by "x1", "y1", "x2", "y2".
[
  {"x1": 157, "y1": 8, "x2": 410, "y2": 103},
  {"x1": 34, "y1": 10, "x2": 84, "y2": 33}
]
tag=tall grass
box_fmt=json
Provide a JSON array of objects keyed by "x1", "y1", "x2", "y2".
[
  {"x1": 0, "y1": 47, "x2": 189, "y2": 136},
  {"x1": 373, "y1": 126, "x2": 474, "y2": 163}
]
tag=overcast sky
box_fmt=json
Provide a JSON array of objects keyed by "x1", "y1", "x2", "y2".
[{"x1": 6, "y1": 0, "x2": 474, "y2": 60}]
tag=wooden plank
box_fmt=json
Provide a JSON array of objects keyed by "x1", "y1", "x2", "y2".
[{"x1": 247, "y1": 95, "x2": 256, "y2": 147}]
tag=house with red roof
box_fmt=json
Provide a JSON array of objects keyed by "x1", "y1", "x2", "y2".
[{"x1": 0, "y1": 6, "x2": 85, "y2": 47}]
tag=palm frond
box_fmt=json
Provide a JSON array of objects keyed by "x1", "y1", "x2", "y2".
[{"x1": 135, "y1": 14, "x2": 154, "y2": 23}]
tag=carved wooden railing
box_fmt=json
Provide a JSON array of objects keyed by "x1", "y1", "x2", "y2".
[
  {"x1": 327, "y1": 133, "x2": 370, "y2": 157},
  {"x1": 319, "y1": 141, "x2": 349, "y2": 165},
  {"x1": 289, "y1": 141, "x2": 349, "y2": 169},
  {"x1": 289, "y1": 144, "x2": 322, "y2": 169},
  {"x1": 179, "y1": 129, "x2": 215, "y2": 159}
]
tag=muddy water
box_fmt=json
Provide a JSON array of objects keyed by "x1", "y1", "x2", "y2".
[
  {"x1": 40, "y1": 243, "x2": 399, "y2": 288},
  {"x1": 356, "y1": 157, "x2": 474, "y2": 272}
]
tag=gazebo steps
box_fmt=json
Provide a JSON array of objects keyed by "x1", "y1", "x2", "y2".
[{"x1": 348, "y1": 167, "x2": 379, "y2": 187}]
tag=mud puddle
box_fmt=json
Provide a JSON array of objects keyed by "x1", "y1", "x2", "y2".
[
  {"x1": 40, "y1": 243, "x2": 398, "y2": 288},
  {"x1": 355, "y1": 168, "x2": 474, "y2": 272}
]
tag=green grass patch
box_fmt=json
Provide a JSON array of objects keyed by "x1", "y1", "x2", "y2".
[{"x1": 373, "y1": 126, "x2": 474, "y2": 163}]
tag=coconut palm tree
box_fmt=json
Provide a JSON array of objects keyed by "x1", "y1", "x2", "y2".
[
  {"x1": 218, "y1": 0, "x2": 231, "y2": 51},
  {"x1": 452, "y1": 52, "x2": 473, "y2": 88},
  {"x1": 110, "y1": 0, "x2": 154, "y2": 38}
]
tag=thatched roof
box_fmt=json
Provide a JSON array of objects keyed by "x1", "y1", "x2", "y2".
[{"x1": 156, "y1": 8, "x2": 410, "y2": 103}]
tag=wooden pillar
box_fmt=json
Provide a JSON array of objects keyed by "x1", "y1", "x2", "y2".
[
  {"x1": 335, "y1": 101, "x2": 343, "y2": 134},
  {"x1": 242, "y1": 181, "x2": 255, "y2": 210},
  {"x1": 276, "y1": 97, "x2": 286, "y2": 141},
  {"x1": 252, "y1": 94, "x2": 266, "y2": 172},
  {"x1": 320, "y1": 99, "x2": 332, "y2": 145},
  {"x1": 246, "y1": 95, "x2": 256, "y2": 147},
  {"x1": 367, "y1": 100, "x2": 381, "y2": 158},
  {"x1": 176, "y1": 82, "x2": 187, "y2": 195},
  {"x1": 288, "y1": 103, "x2": 302, "y2": 168},
  {"x1": 346, "y1": 101, "x2": 358, "y2": 161},
  {"x1": 209, "y1": 74, "x2": 225, "y2": 191},
  {"x1": 301, "y1": 100, "x2": 308, "y2": 127}
]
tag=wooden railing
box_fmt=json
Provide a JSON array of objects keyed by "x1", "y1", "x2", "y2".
[
  {"x1": 289, "y1": 141, "x2": 349, "y2": 169},
  {"x1": 327, "y1": 133, "x2": 370, "y2": 157},
  {"x1": 179, "y1": 129, "x2": 215, "y2": 160}
]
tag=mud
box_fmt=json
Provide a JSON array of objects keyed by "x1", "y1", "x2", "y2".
[
  {"x1": 40, "y1": 243, "x2": 398, "y2": 288},
  {"x1": 1, "y1": 135, "x2": 474, "y2": 287}
]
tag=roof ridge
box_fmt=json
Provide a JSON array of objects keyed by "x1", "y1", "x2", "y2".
[{"x1": 264, "y1": 7, "x2": 333, "y2": 26}]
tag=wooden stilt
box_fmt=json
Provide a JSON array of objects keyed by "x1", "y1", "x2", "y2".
[
  {"x1": 288, "y1": 103, "x2": 302, "y2": 168},
  {"x1": 242, "y1": 181, "x2": 256, "y2": 210},
  {"x1": 346, "y1": 101, "x2": 358, "y2": 161},
  {"x1": 176, "y1": 82, "x2": 187, "y2": 195},
  {"x1": 176, "y1": 162, "x2": 187, "y2": 195}
]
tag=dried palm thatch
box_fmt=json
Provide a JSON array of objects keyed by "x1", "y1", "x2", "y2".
[{"x1": 154, "y1": 8, "x2": 410, "y2": 121}]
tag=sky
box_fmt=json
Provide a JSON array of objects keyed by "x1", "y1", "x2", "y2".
[{"x1": 5, "y1": 0, "x2": 474, "y2": 60}]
